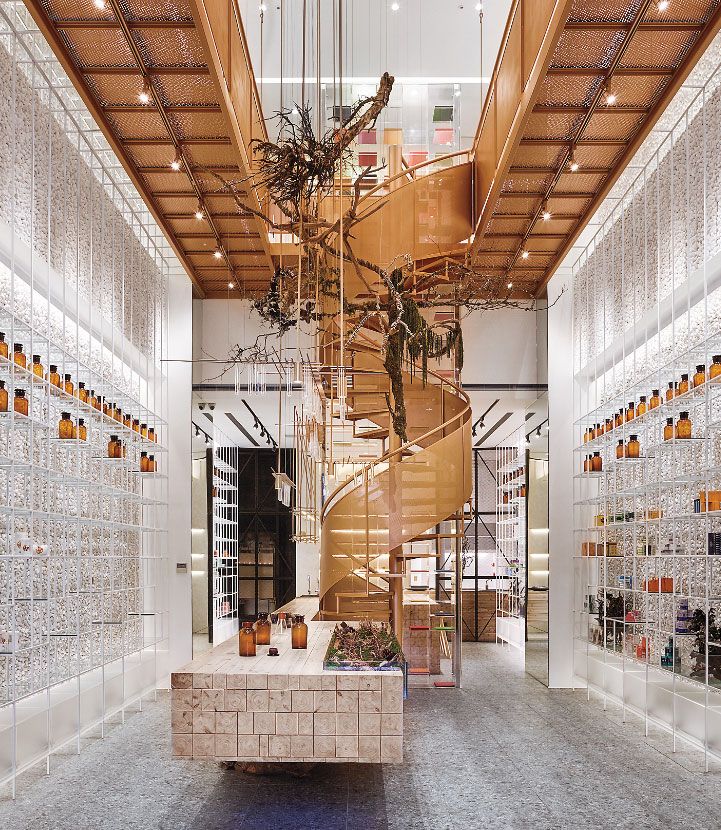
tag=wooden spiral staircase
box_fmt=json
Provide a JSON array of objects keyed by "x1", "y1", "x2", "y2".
[{"x1": 318, "y1": 324, "x2": 472, "y2": 629}]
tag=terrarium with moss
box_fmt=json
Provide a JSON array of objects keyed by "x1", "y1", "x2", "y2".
[{"x1": 323, "y1": 621, "x2": 405, "y2": 672}]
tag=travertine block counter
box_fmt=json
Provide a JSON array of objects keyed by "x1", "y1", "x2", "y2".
[{"x1": 171, "y1": 621, "x2": 403, "y2": 764}]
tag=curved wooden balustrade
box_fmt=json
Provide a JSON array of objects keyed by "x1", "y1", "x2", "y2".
[{"x1": 318, "y1": 340, "x2": 472, "y2": 624}]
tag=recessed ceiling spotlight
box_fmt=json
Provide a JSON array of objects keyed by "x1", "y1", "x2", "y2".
[
  {"x1": 507, "y1": 281, "x2": 513, "y2": 289},
  {"x1": 213, "y1": 249, "x2": 223, "y2": 259},
  {"x1": 391, "y1": 2, "x2": 400, "y2": 10},
  {"x1": 194, "y1": 202, "x2": 204, "y2": 221},
  {"x1": 228, "y1": 282, "x2": 234, "y2": 289},
  {"x1": 138, "y1": 80, "x2": 151, "y2": 105},
  {"x1": 569, "y1": 153, "x2": 579, "y2": 172},
  {"x1": 93, "y1": 0, "x2": 106, "y2": 9},
  {"x1": 542, "y1": 209, "x2": 551, "y2": 221},
  {"x1": 658, "y1": 0, "x2": 669, "y2": 11},
  {"x1": 606, "y1": 92, "x2": 617, "y2": 105},
  {"x1": 170, "y1": 151, "x2": 182, "y2": 171},
  {"x1": 521, "y1": 250, "x2": 529, "y2": 260}
]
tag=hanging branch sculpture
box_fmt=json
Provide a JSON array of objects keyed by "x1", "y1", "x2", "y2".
[{"x1": 199, "y1": 72, "x2": 546, "y2": 443}]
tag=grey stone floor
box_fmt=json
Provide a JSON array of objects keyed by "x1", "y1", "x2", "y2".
[{"x1": 4, "y1": 643, "x2": 721, "y2": 830}]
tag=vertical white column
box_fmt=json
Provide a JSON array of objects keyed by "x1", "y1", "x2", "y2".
[
  {"x1": 162, "y1": 269, "x2": 193, "y2": 681},
  {"x1": 547, "y1": 269, "x2": 574, "y2": 688}
]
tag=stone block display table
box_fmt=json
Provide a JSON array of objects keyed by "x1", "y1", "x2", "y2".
[{"x1": 171, "y1": 620, "x2": 403, "y2": 764}]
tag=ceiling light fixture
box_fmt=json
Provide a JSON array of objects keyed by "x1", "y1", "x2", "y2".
[
  {"x1": 521, "y1": 250, "x2": 529, "y2": 260},
  {"x1": 93, "y1": 0, "x2": 106, "y2": 8},
  {"x1": 542, "y1": 209, "x2": 551, "y2": 221},
  {"x1": 228, "y1": 282, "x2": 234, "y2": 289},
  {"x1": 259, "y1": 2, "x2": 267, "y2": 10},
  {"x1": 507, "y1": 281, "x2": 513, "y2": 289},
  {"x1": 391, "y1": 2, "x2": 400, "y2": 10},
  {"x1": 170, "y1": 150, "x2": 182, "y2": 171},
  {"x1": 475, "y1": 2, "x2": 483, "y2": 10},
  {"x1": 569, "y1": 152, "x2": 579, "y2": 172},
  {"x1": 138, "y1": 80, "x2": 151, "y2": 105},
  {"x1": 194, "y1": 203, "x2": 204, "y2": 221},
  {"x1": 606, "y1": 92, "x2": 617, "y2": 105},
  {"x1": 213, "y1": 248, "x2": 223, "y2": 259},
  {"x1": 658, "y1": 0, "x2": 669, "y2": 10}
]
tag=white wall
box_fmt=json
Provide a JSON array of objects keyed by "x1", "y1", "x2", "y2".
[
  {"x1": 547, "y1": 270, "x2": 574, "y2": 688},
  {"x1": 461, "y1": 307, "x2": 538, "y2": 386},
  {"x1": 160, "y1": 271, "x2": 194, "y2": 683}
]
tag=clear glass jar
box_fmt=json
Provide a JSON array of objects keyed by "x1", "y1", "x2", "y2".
[
  {"x1": 13, "y1": 388, "x2": 28, "y2": 416},
  {"x1": 664, "y1": 417, "x2": 674, "y2": 441},
  {"x1": 291, "y1": 615, "x2": 308, "y2": 649},
  {"x1": 59, "y1": 412, "x2": 73, "y2": 440},
  {"x1": 32, "y1": 355, "x2": 43, "y2": 379},
  {"x1": 47, "y1": 364, "x2": 60, "y2": 388},
  {"x1": 13, "y1": 344, "x2": 26, "y2": 369},
  {"x1": 626, "y1": 434, "x2": 640, "y2": 459},
  {"x1": 140, "y1": 451, "x2": 149, "y2": 473},
  {"x1": 711, "y1": 355, "x2": 721, "y2": 380},
  {"x1": 676, "y1": 411, "x2": 692, "y2": 439},
  {"x1": 255, "y1": 613, "x2": 271, "y2": 645},
  {"x1": 637, "y1": 396, "x2": 647, "y2": 416},
  {"x1": 0, "y1": 380, "x2": 7, "y2": 412},
  {"x1": 649, "y1": 389, "x2": 661, "y2": 410},
  {"x1": 64, "y1": 374, "x2": 73, "y2": 396},
  {"x1": 77, "y1": 382, "x2": 88, "y2": 403},
  {"x1": 0, "y1": 332, "x2": 7, "y2": 360},
  {"x1": 694, "y1": 365, "x2": 706, "y2": 388},
  {"x1": 625, "y1": 401, "x2": 635, "y2": 422},
  {"x1": 678, "y1": 373, "x2": 689, "y2": 396},
  {"x1": 616, "y1": 439, "x2": 624, "y2": 459},
  {"x1": 239, "y1": 621, "x2": 256, "y2": 656},
  {"x1": 108, "y1": 435, "x2": 119, "y2": 458}
]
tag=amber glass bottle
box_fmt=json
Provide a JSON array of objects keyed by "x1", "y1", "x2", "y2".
[
  {"x1": 676, "y1": 411, "x2": 692, "y2": 439},
  {"x1": 123, "y1": 412, "x2": 131, "y2": 429},
  {"x1": 102, "y1": 398, "x2": 110, "y2": 417},
  {"x1": 140, "y1": 451, "x2": 149, "y2": 473},
  {"x1": 90, "y1": 390, "x2": 99, "y2": 410},
  {"x1": 47, "y1": 364, "x2": 60, "y2": 388},
  {"x1": 108, "y1": 435, "x2": 119, "y2": 458},
  {"x1": 64, "y1": 374, "x2": 73, "y2": 396},
  {"x1": 694, "y1": 365, "x2": 706, "y2": 388},
  {"x1": 132, "y1": 418, "x2": 140, "y2": 433},
  {"x1": 32, "y1": 355, "x2": 43, "y2": 380},
  {"x1": 13, "y1": 344, "x2": 26, "y2": 369},
  {"x1": 0, "y1": 332, "x2": 7, "y2": 360},
  {"x1": 255, "y1": 613, "x2": 271, "y2": 645},
  {"x1": 664, "y1": 417, "x2": 674, "y2": 441},
  {"x1": 666, "y1": 382, "x2": 675, "y2": 402},
  {"x1": 115, "y1": 406, "x2": 122, "y2": 424},
  {"x1": 711, "y1": 356, "x2": 721, "y2": 380},
  {"x1": 583, "y1": 456, "x2": 590, "y2": 473},
  {"x1": 637, "y1": 396, "x2": 647, "y2": 416},
  {"x1": 625, "y1": 401, "x2": 635, "y2": 422},
  {"x1": 649, "y1": 389, "x2": 661, "y2": 410},
  {"x1": 605, "y1": 418, "x2": 613, "y2": 434},
  {"x1": 14, "y1": 388, "x2": 28, "y2": 416},
  {"x1": 76, "y1": 418, "x2": 87, "y2": 441},
  {"x1": 591, "y1": 452, "x2": 602, "y2": 472},
  {"x1": 77, "y1": 382, "x2": 88, "y2": 404},
  {"x1": 239, "y1": 621, "x2": 256, "y2": 656},
  {"x1": 140, "y1": 423, "x2": 148, "y2": 439},
  {"x1": 0, "y1": 380, "x2": 7, "y2": 413},
  {"x1": 291, "y1": 615, "x2": 308, "y2": 649},
  {"x1": 147, "y1": 454, "x2": 155, "y2": 472},
  {"x1": 616, "y1": 439, "x2": 624, "y2": 459},
  {"x1": 148, "y1": 426, "x2": 156, "y2": 443},
  {"x1": 678, "y1": 373, "x2": 689, "y2": 396},
  {"x1": 59, "y1": 412, "x2": 73, "y2": 440},
  {"x1": 626, "y1": 434, "x2": 640, "y2": 459}
]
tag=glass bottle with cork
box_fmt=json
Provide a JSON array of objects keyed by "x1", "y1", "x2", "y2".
[
  {"x1": 664, "y1": 417, "x2": 674, "y2": 441},
  {"x1": 148, "y1": 454, "x2": 156, "y2": 472},
  {"x1": 13, "y1": 388, "x2": 28, "y2": 416},
  {"x1": 625, "y1": 401, "x2": 635, "y2": 422},
  {"x1": 616, "y1": 439, "x2": 624, "y2": 459},
  {"x1": 0, "y1": 332, "x2": 7, "y2": 360},
  {"x1": 32, "y1": 355, "x2": 43, "y2": 380},
  {"x1": 711, "y1": 355, "x2": 721, "y2": 381},
  {"x1": 13, "y1": 344, "x2": 26, "y2": 369},
  {"x1": 625, "y1": 435, "x2": 640, "y2": 459},
  {"x1": 591, "y1": 452, "x2": 603, "y2": 472},
  {"x1": 637, "y1": 396, "x2": 647, "y2": 417},
  {"x1": 77, "y1": 382, "x2": 88, "y2": 404},
  {"x1": 291, "y1": 614, "x2": 308, "y2": 649},
  {"x1": 239, "y1": 621, "x2": 256, "y2": 656},
  {"x1": 58, "y1": 412, "x2": 73, "y2": 440},
  {"x1": 47, "y1": 364, "x2": 60, "y2": 388},
  {"x1": 649, "y1": 389, "x2": 661, "y2": 410},
  {"x1": 0, "y1": 380, "x2": 7, "y2": 412},
  {"x1": 678, "y1": 373, "x2": 690, "y2": 396},
  {"x1": 694, "y1": 365, "x2": 706, "y2": 388},
  {"x1": 140, "y1": 451, "x2": 149, "y2": 473},
  {"x1": 75, "y1": 418, "x2": 87, "y2": 441},
  {"x1": 255, "y1": 613, "x2": 271, "y2": 645},
  {"x1": 666, "y1": 382, "x2": 676, "y2": 402},
  {"x1": 108, "y1": 435, "x2": 119, "y2": 459}
]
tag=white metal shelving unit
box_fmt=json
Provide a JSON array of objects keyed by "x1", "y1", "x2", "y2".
[
  {"x1": 0, "y1": 3, "x2": 169, "y2": 795},
  {"x1": 210, "y1": 438, "x2": 238, "y2": 644},
  {"x1": 496, "y1": 432, "x2": 526, "y2": 649},
  {"x1": 572, "y1": 49, "x2": 721, "y2": 767}
]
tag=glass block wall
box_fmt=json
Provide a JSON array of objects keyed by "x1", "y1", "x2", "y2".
[{"x1": 0, "y1": 3, "x2": 170, "y2": 792}]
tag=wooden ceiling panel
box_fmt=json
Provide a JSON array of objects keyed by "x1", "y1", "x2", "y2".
[
  {"x1": 28, "y1": 0, "x2": 273, "y2": 296},
  {"x1": 471, "y1": 0, "x2": 721, "y2": 296}
]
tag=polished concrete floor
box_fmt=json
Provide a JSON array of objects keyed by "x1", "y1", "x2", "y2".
[{"x1": 4, "y1": 643, "x2": 721, "y2": 829}]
